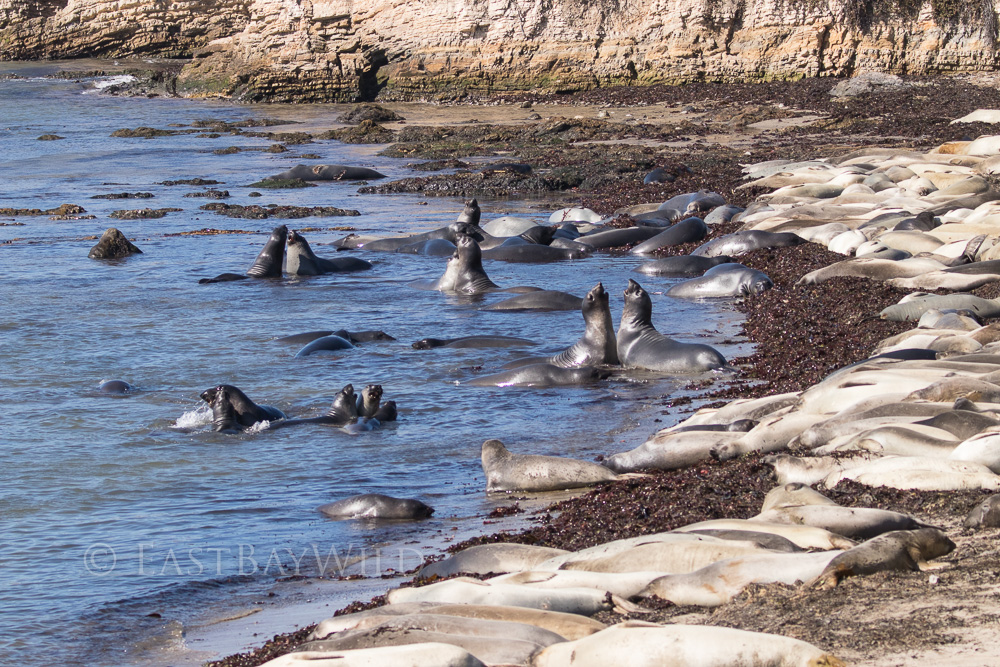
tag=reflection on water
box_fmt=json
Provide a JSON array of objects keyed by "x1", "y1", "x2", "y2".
[{"x1": 0, "y1": 67, "x2": 750, "y2": 665}]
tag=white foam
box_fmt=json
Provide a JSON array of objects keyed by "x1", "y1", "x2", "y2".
[
  {"x1": 93, "y1": 75, "x2": 137, "y2": 90},
  {"x1": 247, "y1": 420, "x2": 271, "y2": 433},
  {"x1": 173, "y1": 406, "x2": 212, "y2": 429}
]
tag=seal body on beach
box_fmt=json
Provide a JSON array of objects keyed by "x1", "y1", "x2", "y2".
[
  {"x1": 268, "y1": 164, "x2": 386, "y2": 181},
  {"x1": 634, "y1": 255, "x2": 734, "y2": 276},
  {"x1": 813, "y1": 528, "x2": 955, "y2": 587},
  {"x1": 691, "y1": 230, "x2": 804, "y2": 257},
  {"x1": 417, "y1": 543, "x2": 570, "y2": 578},
  {"x1": 666, "y1": 263, "x2": 773, "y2": 299},
  {"x1": 481, "y1": 439, "x2": 619, "y2": 492},
  {"x1": 617, "y1": 279, "x2": 727, "y2": 373},
  {"x1": 285, "y1": 230, "x2": 371, "y2": 275},
  {"x1": 200, "y1": 384, "x2": 286, "y2": 432},
  {"x1": 630, "y1": 217, "x2": 709, "y2": 255},
  {"x1": 318, "y1": 493, "x2": 433, "y2": 520}
]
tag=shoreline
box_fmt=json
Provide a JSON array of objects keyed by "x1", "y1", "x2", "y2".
[{"x1": 47, "y1": 71, "x2": 1000, "y2": 664}]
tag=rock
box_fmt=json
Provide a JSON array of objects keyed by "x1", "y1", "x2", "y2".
[
  {"x1": 337, "y1": 103, "x2": 404, "y2": 123},
  {"x1": 829, "y1": 72, "x2": 910, "y2": 98},
  {"x1": 88, "y1": 227, "x2": 143, "y2": 259}
]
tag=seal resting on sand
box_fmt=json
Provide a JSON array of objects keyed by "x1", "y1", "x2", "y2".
[{"x1": 481, "y1": 439, "x2": 619, "y2": 492}]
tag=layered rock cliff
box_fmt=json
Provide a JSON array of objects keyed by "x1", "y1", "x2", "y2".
[{"x1": 1, "y1": 0, "x2": 998, "y2": 101}]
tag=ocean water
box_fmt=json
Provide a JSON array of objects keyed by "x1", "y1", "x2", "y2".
[{"x1": 0, "y1": 63, "x2": 750, "y2": 666}]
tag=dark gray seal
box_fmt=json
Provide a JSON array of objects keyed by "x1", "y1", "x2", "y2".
[
  {"x1": 318, "y1": 493, "x2": 433, "y2": 520},
  {"x1": 456, "y1": 198, "x2": 481, "y2": 226},
  {"x1": 412, "y1": 335, "x2": 537, "y2": 349},
  {"x1": 634, "y1": 255, "x2": 734, "y2": 276},
  {"x1": 425, "y1": 235, "x2": 501, "y2": 294},
  {"x1": 577, "y1": 226, "x2": 664, "y2": 250},
  {"x1": 285, "y1": 230, "x2": 372, "y2": 275},
  {"x1": 199, "y1": 225, "x2": 287, "y2": 283},
  {"x1": 268, "y1": 164, "x2": 386, "y2": 181},
  {"x1": 466, "y1": 363, "x2": 610, "y2": 387},
  {"x1": 617, "y1": 279, "x2": 727, "y2": 373},
  {"x1": 294, "y1": 334, "x2": 355, "y2": 357},
  {"x1": 394, "y1": 238, "x2": 458, "y2": 256},
  {"x1": 97, "y1": 379, "x2": 136, "y2": 395},
  {"x1": 89, "y1": 227, "x2": 143, "y2": 260},
  {"x1": 550, "y1": 282, "x2": 619, "y2": 367},
  {"x1": 482, "y1": 290, "x2": 582, "y2": 312},
  {"x1": 200, "y1": 384, "x2": 286, "y2": 433},
  {"x1": 666, "y1": 263, "x2": 773, "y2": 299},
  {"x1": 629, "y1": 217, "x2": 708, "y2": 255},
  {"x1": 358, "y1": 221, "x2": 483, "y2": 253},
  {"x1": 691, "y1": 230, "x2": 804, "y2": 257},
  {"x1": 266, "y1": 384, "x2": 360, "y2": 429},
  {"x1": 482, "y1": 244, "x2": 590, "y2": 263},
  {"x1": 276, "y1": 329, "x2": 395, "y2": 345}
]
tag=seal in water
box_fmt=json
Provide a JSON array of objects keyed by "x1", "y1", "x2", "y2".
[
  {"x1": 634, "y1": 255, "x2": 734, "y2": 277},
  {"x1": 285, "y1": 229, "x2": 371, "y2": 275},
  {"x1": 617, "y1": 279, "x2": 727, "y2": 373},
  {"x1": 268, "y1": 164, "x2": 386, "y2": 181},
  {"x1": 200, "y1": 384, "x2": 286, "y2": 432},
  {"x1": 666, "y1": 263, "x2": 773, "y2": 299},
  {"x1": 550, "y1": 282, "x2": 619, "y2": 367},
  {"x1": 97, "y1": 379, "x2": 136, "y2": 395},
  {"x1": 199, "y1": 225, "x2": 287, "y2": 283},
  {"x1": 482, "y1": 290, "x2": 582, "y2": 312},
  {"x1": 266, "y1": 384, "x2": 362, "y2": 429},
  {"x1": 426, "y1": 234, "x2": 500, "y2": 294},
  {"x1": 466, "y1": 363, "x2": 611, "y2": 388},
  {"x1": 294, "y1": 334, "x2": 355, "y2": 357},
  {"x1": 318, "y1": 493, "x2": 433, "y2": 520},
  {"x1": 481, "y1": 439, "x2": 620, "y2": 492},
  {"x1": 412, "y1": 335, "x2": 537, "y2": 349},
  {"x1": 457, "y1": 198, "x2": 481, "y2": 226}
]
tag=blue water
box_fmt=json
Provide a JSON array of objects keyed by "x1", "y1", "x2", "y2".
[{"x1": 0, "y1": 63, "x2": 750, "y2": 666}]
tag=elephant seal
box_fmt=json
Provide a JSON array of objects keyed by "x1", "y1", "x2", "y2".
[
  {"x1": 360, "y1": 221, "x2": 486, "y2": 253},
  {"x1": 412, "y1": 335, "x2": 536, "y2": 349},
  {"x1": 294, "y1": 334, "x2": 354, "y2": 357},
  {"x1": 532, "y1": 623, "x2": 847, "y2": 667},
  {"x1": 880, "y1": 294, "x2": 1000, "y2": 321},
  {"x1": 666, "y1": 263, "x2": 773, "y2": 299},
  {"x1": 266, "y1": 384, "x2": 362, "y2": 429},
  {"x1": 813, "y1": 528, "x2": 955, "y2": 588},
  {"x1": 964, "y1": 494, "x2": 1000, "y2": 528},
  {"x1": 268, "y1": 164, "x2": 386, "y2": 181},
  {"x1": 629, "y1": 217, "x2": 709, "y2": 255},
  {"x1": 577, "y1": 226, "x2": 664, "y2": 249},
  {"x1": 482, "y1": 244, "x2": 589, "y2": 262},
  {"x1": 424, "y1": 235, "x2": 500, "y2": 294},
  {"x1": 200, "y1": 384, "x2": 286, "y2": 432},
  {"x1": 395, "y1": 238, "x2": 457, "y2": 256},
  {"x1": 386, "y1": 577, "x2": 612, "y2": 616},
  {"x1": 634, "y1": 255, "x2": 734, "y2": 276},
  {"x1": 617, "y1": 279, "x2": 727, "y2": 373},
  {"x1": 467, "y1": 364, "x2": 610, "y2": 387},
  {"x1": 276, "y1": 329, "x2": 395, "y2": 345},
  {"x1": 456, "y1": 198, "x2": 481, "y2": 225},
  {"x1": 549, "y1": 282, "x2": 619, "y2": 367},
  {"x1": 691, "y1": 230, "x2": 804, "y2": 257},
  {"x1": 88, "y1": 227, "x2": 142, "y2": 260},
  {"x1": 199, "y1": 225, "x2": 287, "y2": 283},
  {"x1": 98, "y1": 379, "x2": 136, "y2": 395},
  {"x1": 274, "y1": 645, "x2": 483, "y2": 667},
  {"x1": 318, "y1": 493, "x2": 433, "y2": 520},
  {"x1": 418, "y1": 543, "x2": 569, "y2": 578},
  {"x1": 285, "y1": 230, "x2": 372, "y2": 275},
  {"x1": 482, "y1": 290, "x2": 582, "y2": 312},
  {"x1": 481, "y1": 439, "x2": 619, "y2": 492}
]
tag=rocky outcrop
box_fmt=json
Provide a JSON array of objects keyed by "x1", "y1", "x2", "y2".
[{"x1": 2, "y1": 0, "x2": 999, "y2": 101}]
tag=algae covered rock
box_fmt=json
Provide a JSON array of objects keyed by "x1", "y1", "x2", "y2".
[{"x1": 88, "y1": 228, "x2": 143, "y2": 259}]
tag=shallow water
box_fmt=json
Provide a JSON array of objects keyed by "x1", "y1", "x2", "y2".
[{"x1": 0, "y1": 63, "x2": 750, "y2": 666}]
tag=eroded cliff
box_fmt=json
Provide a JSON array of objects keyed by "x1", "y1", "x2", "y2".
[{"x1": 2, "y1": 0, "x2": 998, "y2": 101}]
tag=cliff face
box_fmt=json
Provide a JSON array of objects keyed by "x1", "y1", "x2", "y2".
[{"x1": 2, "y1": 0, "x2": 998, "y2": 101}]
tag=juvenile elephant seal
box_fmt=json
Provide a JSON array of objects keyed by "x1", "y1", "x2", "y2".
[
  {"x1": 813, "y1": 528, "x2": 955, "y2": 588},
  {"x1": 88, "y1": 227, "x2": 142, "y2": 260},
  {"x1": 964, "y1": 494, "x2": 1000, "y2": 528},
  {"x1": 482, "y1": 244, "x2": 588, "y2": 262},
  {"x1": 200, "y1": 384, "x2": 286, "y2": 432},
  {"x1": 266, "y1": 384, "x2": 362, "y2": 429},
  {"x1": 456, "y1": 198, "x2": 481, "y2": 225},
  {"x1": 285, "y1": 230, "x2": 371, "y2": 275},
  {"x1": 412, "y1": 335, "x2": 536, "y2": 349},
  {"x1": 481, "y1": 439, "x2": 620, "y2": 492},
  {"x1": 268, "y1": 164, "x2": 386, "y2": 181},
  {"x1": 617, "y1": 279, "x2": 727, "y2": 373},
  {"x1": 294, "y1": 334, "x2": 355, "y2": 357},
  {"x1": 666, "y1": 263, "x2": 773, "y2": 299},
  {"x1": 629, "y1": 217, "x2": 708, "y2": 255},
  {"x1": 634, "y1": 255, "x2": 734, "y2": 276},
  {"x1": 199, "y1": 225, "x2": 288, "y2": 283},
  {"x1": 426, "y1": 235, "x2": 500, "y2": 294},
  {"x1": 467, "y1": 363, "x2": 610, "y2": 388},
  {"x1": 318, "y1": 493, "x2": 433, "y2": 520},
  {"x1": 418, "y1": 543, "x2": 569, "y2": 578},
  {"x1": 691, "y1": 230, "x2": 804, "y2": 257},
  {"x1": 481, "y1": 290, "x2": 582, "y2": 312},
  {"x1": 549, "y1": 282, "x2": 619, "y2": 367}
]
